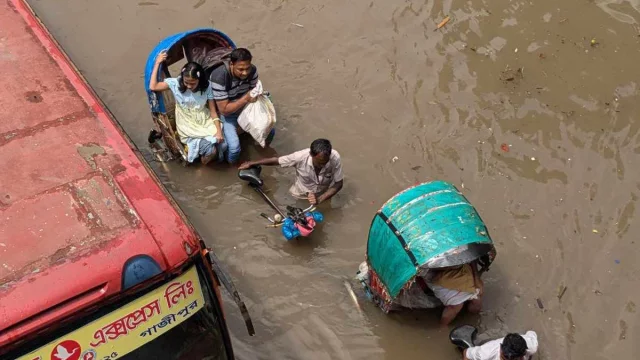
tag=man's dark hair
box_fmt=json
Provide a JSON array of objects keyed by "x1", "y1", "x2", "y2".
[
  {"x1": 230, "y1": 48, "x2": 252, "y2": 63},
  {"x1": 500, "y1": 333, "x2": 528, "y2": 360},
  {"x1": 310, "y1": 139, "x2": 332, "y2": 157}
]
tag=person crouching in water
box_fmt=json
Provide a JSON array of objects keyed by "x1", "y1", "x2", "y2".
[
  {"x1": 149, "y1": 51, "x2": 226, "y2": 164},
  {"x1": 426, "y1": 262, "x2": 484, "y2": 326},
  {"x1": 464, "y1": 331, "x2": 538, "y2": 360}
]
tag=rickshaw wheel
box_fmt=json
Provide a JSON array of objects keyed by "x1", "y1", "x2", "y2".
[
  {"x1": 161, "y1": 134, "x2": 183, "y2": 158},
  {"x1": 147, "y1": 129, "x2": 162, "y2": 144},
  {"x1": 152, "y1": 115, "x2": 187, "y2": 162}
]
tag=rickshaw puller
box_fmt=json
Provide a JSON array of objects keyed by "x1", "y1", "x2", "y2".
[
  {"x1": 238, "y1": 139, "x2": 343, "y2": 205},
  {"x1": 426, "y1": 262, "x2": 484, "y2": 326}
]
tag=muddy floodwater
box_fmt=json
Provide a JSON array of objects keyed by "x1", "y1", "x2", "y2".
[{"x1": 27, "y1": 0, "x2": 640, "y2": 358}]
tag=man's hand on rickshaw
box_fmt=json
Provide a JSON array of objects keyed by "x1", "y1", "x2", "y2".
[
  {"x1": 476, "y1": 277, "x2": 484, "y2": 297},
  {"x1": 471, "y1": 260, "x2": 484, "y2": 297},
  {"x1": 307, "y1": 192, "x2": 318, "y2": 205},
  {"x1": 155, "y1": 51, "x2": 168, "y2": 65},
  {"x1": 215, "y1": 132, "x2": 224, "y2": 144}
]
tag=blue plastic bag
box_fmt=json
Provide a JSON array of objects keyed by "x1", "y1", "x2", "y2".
[
  {"x1": 280, "y1": 211, "x2": 324, "y2": 241},
  {"x1": 281, "y1": 218, "x2": 300, "y2": 240}
]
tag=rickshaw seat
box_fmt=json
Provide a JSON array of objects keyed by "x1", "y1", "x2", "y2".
[
  {"x1": 449, "y1": 325, "x2": 478, "y2": 349},
  {"x1": 238, "y1": 166, "x2": 263, "y2": 187}
]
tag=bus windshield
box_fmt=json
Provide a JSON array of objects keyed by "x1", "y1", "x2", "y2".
[
  {"x1": 120, "y1": 295, "x2": 228, "y2": 360},
  {"x1": 11, "y1": 265, "x2": 231, "y2": 360},
  {"x1": 121, "y1": 265, "x2": 229, "y2": 360}
]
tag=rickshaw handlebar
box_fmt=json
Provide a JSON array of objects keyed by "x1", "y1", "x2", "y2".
[{"x1": 264, "y1": 205, "x2": 316, "y2": 228}]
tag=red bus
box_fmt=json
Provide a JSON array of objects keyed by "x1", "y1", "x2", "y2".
[{"x1": 0, "y1": 1, "x2": 253, "y2": 359}]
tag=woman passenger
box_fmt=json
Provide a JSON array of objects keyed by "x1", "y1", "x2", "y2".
[{"x1": 149, "y1": 51, "x2": 226, "y2": 164}]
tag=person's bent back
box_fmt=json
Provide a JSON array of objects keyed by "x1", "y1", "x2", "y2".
[{"x1": 464, "y1": 331, "x2": 538, "y2": 360}]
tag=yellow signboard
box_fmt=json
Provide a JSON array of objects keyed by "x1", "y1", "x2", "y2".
[{"x1": 17, "y1": 266, "x2": 206, "y2": 360}]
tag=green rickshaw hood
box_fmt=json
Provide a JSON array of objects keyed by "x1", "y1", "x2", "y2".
[{"x1": 366, "y1": 181, "x2": 495, "y2": 298}]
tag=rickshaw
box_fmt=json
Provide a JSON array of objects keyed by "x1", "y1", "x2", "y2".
[
  {"x1": 356, "y1": 181, "x2": 497, "y2": 313},
  {"x1": 144, "y1": 28, "x2": 236, "y2": 163}
]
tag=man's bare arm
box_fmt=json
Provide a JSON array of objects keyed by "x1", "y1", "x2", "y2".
[
  {"x1": 317, "y1": 180, "x2": 343, "y2": 204},
  {"x1": 238, "y1": 157, "x2": 280, "y2": 169},
  {"x1": 215, "y1": 93, "x2": 253, "y2": 116}
]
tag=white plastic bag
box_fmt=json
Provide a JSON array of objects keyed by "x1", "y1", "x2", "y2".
[{"x1": 238, "y1": 80, "x2": 276, "y2": 148}]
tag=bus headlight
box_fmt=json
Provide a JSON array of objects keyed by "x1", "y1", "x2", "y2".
[{"x1": 121, "y1": 255, "x2": 162, "y2": 290}]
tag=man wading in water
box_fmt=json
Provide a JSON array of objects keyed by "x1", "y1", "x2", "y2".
[{"x1": 238, "y1": 138, "x2": 344, "y2": 205}]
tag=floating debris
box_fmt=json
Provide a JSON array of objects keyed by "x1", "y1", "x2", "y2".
[
  {"x1": 291, "y1": 23, "x2": 304, "y2": 28},
  {"x1": 558, "y1": 286, "x2": 568, "y2": 301},
  {"x1": 344, "y1": 281, "x2": 362, "y2": 313},
  {"x1": 436, "y1": 16, "x2": 450, "y2": 30},
  {"x1": 500, "y1": 66, "x2": 524, "y2": 83}
]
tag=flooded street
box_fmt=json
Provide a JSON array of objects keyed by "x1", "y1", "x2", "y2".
[{"x1": 27, "y1": 0, "x2": 640, "y2": 358}]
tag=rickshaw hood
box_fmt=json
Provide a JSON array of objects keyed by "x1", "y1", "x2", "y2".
[{"x1": 366, "y1": 181, "x2": 494, "y2": 298}]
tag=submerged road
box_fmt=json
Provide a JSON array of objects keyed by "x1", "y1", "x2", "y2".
[{"x1": 28, "y1": 0, "x2": 640, "y2": 358}]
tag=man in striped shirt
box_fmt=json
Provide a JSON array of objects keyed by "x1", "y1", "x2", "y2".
[{"x1": 209, "y1": 48, "x2": 259, "y2": 164}]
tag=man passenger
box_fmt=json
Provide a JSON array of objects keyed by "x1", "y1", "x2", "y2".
[
  {"x1": 238, "y1": 139, "x2": 343, "y2": 205},
  {"x1": 209, "y1": 47, "x2": 260, "y2": 164}
]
